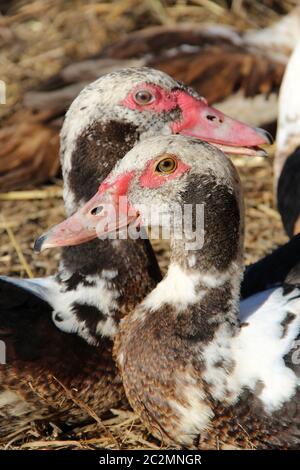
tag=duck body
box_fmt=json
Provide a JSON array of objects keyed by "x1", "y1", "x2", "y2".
[
  {"x1": 52, "y1": 135, "x2": 300, "y2": 449},
  {"x1": 112, "y1": 139, "x2": 300, "y2": 449},
  {"x1": 116, "y1": 282, "x2": 300, "y2": 449},
  {"x1": 277, "y1": 145, "x2": 300, "y2": 237}
]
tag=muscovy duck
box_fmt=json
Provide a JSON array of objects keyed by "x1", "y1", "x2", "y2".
[{"x1": 42, "y1": 135, "x2": 300, "y2": 449}]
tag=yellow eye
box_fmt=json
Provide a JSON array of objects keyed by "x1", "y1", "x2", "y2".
[
  {"x1": 155, "y1": 155, "x2": 177, "y2": 175},
  {"x1": 134, "y1": 89, "x2": 154, "y2": 105}
]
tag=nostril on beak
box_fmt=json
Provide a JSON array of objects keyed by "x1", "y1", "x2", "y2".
[
  {"x1": 206, "y1": 114, "x2": 223, "y2": 124},
  {"x1": 91, "y1": 205, "x2": 104, "y2": 216},
  {"x1": 255, "y1": 127, "x2": 274, "y2": 145}
]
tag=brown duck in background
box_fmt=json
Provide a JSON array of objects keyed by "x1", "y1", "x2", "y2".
[{"x1": 1, "y1": 6, "x2": 300, "y2": 191}]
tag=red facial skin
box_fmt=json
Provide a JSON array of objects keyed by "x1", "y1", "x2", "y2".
[
  {"x1": 100, "y1": 171, "x2": 136, "y2": 199},
  {"x1": 121, "y1": 83, "x2": 271, "y2": 152},
  {"x1": 139, "y1": 157, "x2": 191, "y2": 189},
  {"x1": 34, "y1": 157, "x2": 190, "y2": 251},
  {"x1": 121, "y1": 83, "x2": 179, "y2": 113}
]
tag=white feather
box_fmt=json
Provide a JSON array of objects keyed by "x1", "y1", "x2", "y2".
[
  {"x1": 244, "y1": 7, "x2": 300, "y2": 58},
  {"x1": 232, "y1": 287, "x2": 300, "y2": 410},
  {"x1": 201, "y1": 286, "x2": 300, "y2": 411},
  {"x1": 143, "y1": 263, "x2": 201, "y2": 312},
  {"x1": 0, "y1": 275, "x2": 58, "y2": 304},
  {"x1": 275, "y1": 39, "x2": 300, "y2": 180}
]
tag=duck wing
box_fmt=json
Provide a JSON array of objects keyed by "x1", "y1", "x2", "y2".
[
  {"x1": 237, "y1": 280, "x2": 300, "y2": 449},
  {"x1": 241, "y1": 233, "x2": 300, "y2": 299}
]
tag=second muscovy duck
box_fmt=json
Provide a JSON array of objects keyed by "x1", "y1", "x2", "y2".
[{"x1": 40, "y1": 135, "x2": 300, "y2": 449}]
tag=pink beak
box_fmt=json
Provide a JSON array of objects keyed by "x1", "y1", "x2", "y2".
[
  {"x1": 34, "y1": 173, "x2": 137, "y2": 252},
  {"x1": 173, "y1": 92, "x2": 272, "y2": 156}
]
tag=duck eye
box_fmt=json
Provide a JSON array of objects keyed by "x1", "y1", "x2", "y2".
[
  {"x1": 134, "y1": 89, "x2": 154, "y2": 106},
  {"x1": 155, "y1": 156, "x2": 177, "y2": 175},
  {"x1": 91, "y1": 206, "x2": 103, "y2": 216}
]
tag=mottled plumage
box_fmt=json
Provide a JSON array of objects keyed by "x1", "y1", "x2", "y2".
[{"x1": 58, "y1": 135, "x2": 300, "y2": 449}]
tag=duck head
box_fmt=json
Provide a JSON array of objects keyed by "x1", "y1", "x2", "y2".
[
  {"x1": 35, "y1": 135, "x2": 243, "y2": 259},
  {"x1": 65, "y1": 67, "x2": 271, "y2": 157},
  {"x1": 62, "y1": 67, "x2": 271, "y2": 213}
]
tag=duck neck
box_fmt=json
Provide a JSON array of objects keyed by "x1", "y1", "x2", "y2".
[
  {"x1": 166, "y1": 242, "x2": 242, "y2": 345},
  {"x1": 52, "y1": 119, "x2": 161, "y2": 344},
  {"x1": 62, "y1": 118, "x2": 140, "y2": 214},
  {"x1": 146, "y1": 173, "x2": 244, "y2": 343}
]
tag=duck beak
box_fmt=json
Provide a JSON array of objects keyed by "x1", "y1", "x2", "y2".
[
  {"x1": 34, "y1": 173, "x2": 137, "y2": 252},
  {"x1": 173, "y1": 92, "x2": 273, "y2": 156}
]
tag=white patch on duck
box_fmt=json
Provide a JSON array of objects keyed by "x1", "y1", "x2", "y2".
[
  {"x1": 0, "y1": 391, "x2": 35, "y2": 417},
  {"x1": 202, "y1": 286, "x2": 300, "y2": 411},
  {"x1": 275, "y1": 40, "x2": 300, "y2": 183},
  {"x1": 96, "y1": 316, "x2": 118, "y2": 338},
  {"x1": 100, "y1": 269, "x2": 118, "y2": 280},
  {"x1": 170, "y1": 368, "x2": 213, "y2": 446},
  {"x1": 143, "y1": 259, "x2": 240, "y2": 313},
  {"x1": 143, "y1": 263, "x2": 201, "y2": 312},
  {"x1": 232, "y1": 286, "x2": 300, "y2": 411},
  {"x1": 201, "y1": 323, "x2": 236, "y2": 403},
  {"x1": 51, "y1": 272, "x2": 119, "y2": 344}
]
